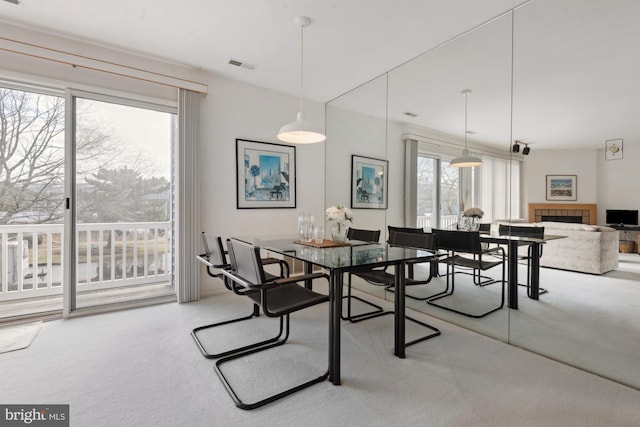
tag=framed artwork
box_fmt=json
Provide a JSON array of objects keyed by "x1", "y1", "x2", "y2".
[
  {"x1": 546, "y1": 175, "x2": 577, "y2": 201},
  {"x1": 351, "y1": 155, "x2": 388, "y2": 209},
  {"x1": 605, "y1": 139, "x2": 623, "y2": 160},
  {"x1": 236, "y1": 139, "x2": 296, "y2": 209}
]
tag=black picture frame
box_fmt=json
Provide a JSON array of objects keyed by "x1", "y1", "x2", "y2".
[
  {"x1": 351, "y1": 155, "x2": 388, "y2": 209},
  {"x1": 236, "y1": 139, "x2": 296, "y2": 209}
]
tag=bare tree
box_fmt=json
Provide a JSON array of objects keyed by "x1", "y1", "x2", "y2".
[{"x1": 0, "y1": 87, "x2": 119, "y2": 224}]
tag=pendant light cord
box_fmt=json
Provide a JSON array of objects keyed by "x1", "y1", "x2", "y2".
[
  {"x1": 299, "y1": 22, "x2": 304, "y2": 114},
  {"x1": 464, "y1": 91, "x2": 468, "y2": 149}
]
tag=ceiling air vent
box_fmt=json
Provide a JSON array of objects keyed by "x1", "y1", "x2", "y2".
[{"x1": 228, "y1": 58, "x2": 255, "y2": 71}]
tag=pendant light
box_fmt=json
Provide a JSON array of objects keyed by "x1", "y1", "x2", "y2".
[
  {"x1": 277, "y1": 16, "x2": 326, "y2": 144},
  {"x1": 450, "y1": 89, "x2": 482, "y2": 168}
]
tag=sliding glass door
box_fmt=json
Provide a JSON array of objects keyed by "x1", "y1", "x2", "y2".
[
  {"x1": 71, "y1": 93, "x2": 176, "y2": 311},
  {"x1": 0, "y1": 85, "x2": 66, "y2": 320},
  {"x1": 416, "y1": 154, "x2": 460, "y2": 229}
]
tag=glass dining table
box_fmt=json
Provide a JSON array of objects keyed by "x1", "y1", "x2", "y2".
[
  {"x1": 232, "y1": 235, "x2": 445, "y2": 386},
  {"x1": 479, "y1": 232, "x2": 566, "y2": 307}
]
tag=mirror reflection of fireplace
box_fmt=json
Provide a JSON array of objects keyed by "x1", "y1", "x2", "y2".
[{"x1": 541, "y1": 215, "x2": 583, "y2": 223}]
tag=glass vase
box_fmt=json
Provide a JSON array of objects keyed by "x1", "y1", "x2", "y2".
[{"x1": 331, "y1": 222, "x2": 347, "y2": 243}]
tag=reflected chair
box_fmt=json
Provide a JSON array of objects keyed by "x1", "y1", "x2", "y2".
[
  {"x1": 498, "y1": 224, "x2": 547, "y2": 297},
  {"x1": 343, "y1": 230, "x2": 440, "y2": 346},
  {"x1": 215, "y1": 238, "x2": 330, "y2": 410},
  {"x1": 341, "y1": 227, "x2": 383, "y2": 321},
  {"x1": 428, "y1": 229, "x2": 506, "y2": 318},
  {"x1": 343, "y1": 231, "x2": 441, "y2": 345},
  {"x1": 191, "y1": 232, "x2": 290, "y2": 359}
]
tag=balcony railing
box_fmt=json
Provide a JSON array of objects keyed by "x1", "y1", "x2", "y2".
[
  {"x1": 0, "y1": 222, "x2": 172, "y2": 302},
  {"x1": 416, "y1": 214, "x2": 459, "y2": 230}
]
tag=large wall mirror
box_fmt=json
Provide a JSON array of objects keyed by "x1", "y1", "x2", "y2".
[
  {"x1": 326, "y1": 0, "x2": 640, "y2": 390},
  {"x1": 510, "y1": 0, "x2": 640, "y2": 389}
]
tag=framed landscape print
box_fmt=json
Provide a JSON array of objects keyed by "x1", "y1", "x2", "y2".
[
  {"x1": 546, "y1": 175, "x2": 577, "y2": 201},
  {"x1": 351, "y1": 155, "x2": 388, "y2": 209},
  {"x1": 236, "y1": 139, "x2": 296, "y2": 209}
]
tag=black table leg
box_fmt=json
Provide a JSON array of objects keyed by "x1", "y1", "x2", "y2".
[
  {"x1": 394, "y1": 261, "x2": 406, "y2": 358},
  {"x1": 529, "y1": 243, "x2": 541, "y2": 300},
  {"x1": 329, "y1": 269, "x2": 342, "y2": 385},
  {"x1": 304, "y1": 261, "x2": 313, "y2": 289},
  {"x1": 508, "y1": 240, "x2": 519, "y2": 309}
]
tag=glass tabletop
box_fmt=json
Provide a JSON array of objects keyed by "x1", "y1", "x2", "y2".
[{"x1": 233, "y1": 235, "x2": 442, "y2": 270}]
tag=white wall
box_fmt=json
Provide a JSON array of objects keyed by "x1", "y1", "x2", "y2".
[
  {"x1": 597, "y1": 141, "x2": 640, "y2": 222},
  {"x1": 523, "y1": 145, "x2": 640, "y2": 224},
  {"x1": 522, "y1": 148, "x2": 597, "y2": 209},
  {"x1": 199, "y1": 75, "x2": 325, "y2": 292}
]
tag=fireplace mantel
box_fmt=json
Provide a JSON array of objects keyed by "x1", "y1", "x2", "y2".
[{"x1": 528, "y1": 203, "x2": 597, "y2": 225}]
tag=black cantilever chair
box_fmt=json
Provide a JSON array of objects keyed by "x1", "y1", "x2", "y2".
[
  {"x1": 215, "y1": 238, "x2": 330, "y2": 410},
  {"x1": 342, "y1": 225, "x2": 424, "y2": 323},
  {"x1": 498, "y1": 224, "x2": 548, "y2": 297},
  {"x1": 341, "y1": 227, "x2": 383, "y2": 321},
  {"x1": 428, "y1": 229, "x2": 506, "y2": 318},
  {"x1": 343, "y1": 231, "x2": 441, "y2": 345},
  {"x1": 191, "y1": 232, "x2": 290, "y2": 359}
]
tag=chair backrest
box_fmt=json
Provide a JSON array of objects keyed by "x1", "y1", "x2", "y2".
[
  {"x1": 202, "y1": 232, "x2": 228, "y2": 267},
  {"x1": 388, "y1": 225, "x2": 425, "y2": 235},
  {"x1": 478, "y1": 223, "x2": 491, "y2": 233},
  {"x1": 346, "y1": 227, "x2": 381, "y2": 243},
  {"x1": 433, "y1": 229, "x2": 483, "y2": 253},
  {"x1": 499, "y1": 224, "x2": 545, "y2": 239},
  {"x1": 388, "y1": 231, "x2": 435, "y2": 250},
  {"x1": 227, "y1": 238, "x2": 266, "y2": 285}
]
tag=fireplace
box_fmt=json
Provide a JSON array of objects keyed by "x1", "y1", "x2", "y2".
[
  {"x1": 528, "y1": 203, "x2": 597, "y2": 225},
  {"x1": 541, "y1": 215, "x2": 582, "y2": 223}
]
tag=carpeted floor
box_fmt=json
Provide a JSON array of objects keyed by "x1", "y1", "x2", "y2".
[{"x1": 1, "y1": 286, "x2": 639, "y2": 427}]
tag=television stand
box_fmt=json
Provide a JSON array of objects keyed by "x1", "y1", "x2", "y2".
[{"x1": 609, "y1": 224, "x2": 640, "y2": 231}]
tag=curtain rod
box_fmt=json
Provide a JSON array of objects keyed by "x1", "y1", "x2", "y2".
[{"x1": 0, "y1": 35, "x2": 208, "y2": 94}]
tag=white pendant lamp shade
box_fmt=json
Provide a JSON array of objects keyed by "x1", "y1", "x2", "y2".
[
  {"x1": 277, "y1": 16, "x2": 326, "y2": 144},
  {"x1": 278, "y1": 112, "x2": 326, "y2": 144},
  {"x1": 451, "y1": 89, "x2": 482, "y2": 168},
  {"x1": 450, "y1": 148, "x2": 482, "y2": 167}
]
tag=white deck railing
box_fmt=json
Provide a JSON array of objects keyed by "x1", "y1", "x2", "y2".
[
  {"x1": 416, "y1": 214, "x2": 459, "y2": 230},
  {"x1": 0, "y1": 222, "x2": 171, "y2": 302}
]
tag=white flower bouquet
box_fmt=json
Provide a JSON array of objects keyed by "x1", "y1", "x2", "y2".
[
  {"x1": 463, "y1": 207, "x2": 484, "y2": 218},
  {"x1": 326, "y1": 205, "x2": 353, "y2": 223}
]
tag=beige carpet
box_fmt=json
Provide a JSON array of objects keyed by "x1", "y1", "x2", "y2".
[{"x1": 0, "y1": 321, "x2": 42, "y2": 354}]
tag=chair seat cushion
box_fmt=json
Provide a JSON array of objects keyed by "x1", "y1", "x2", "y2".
[{"x1": 247, "y1": 284, "x2": 329, "y2": 316}]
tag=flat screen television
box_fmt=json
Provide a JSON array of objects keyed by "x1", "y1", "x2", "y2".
[{"x1": 606, "y1": 209, "x2": 639, "y2": 226}]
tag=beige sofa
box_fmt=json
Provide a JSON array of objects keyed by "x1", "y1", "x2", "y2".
[{"x1": 492, "y1": 221, "x2": 619, "y2": 275}]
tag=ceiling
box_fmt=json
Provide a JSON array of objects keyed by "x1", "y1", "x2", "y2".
[
  {"x1": 0, "y1": 0, "x2": 638, "y2": 151},
  {"x1": 0, "y1": 0, "x2": 524, "y2": 103}
]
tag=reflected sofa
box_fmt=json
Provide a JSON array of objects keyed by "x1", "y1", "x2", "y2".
[{"x1": 492, "y1": 221, "x2": 619, "y2": 275}]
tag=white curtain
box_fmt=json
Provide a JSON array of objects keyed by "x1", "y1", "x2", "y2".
[
  {"x1": 176, "y1": 89, "x2": 202, "y2": 302},
  {"x1": 480, "y1": 155, "x2": 521, "y2": 221}
]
